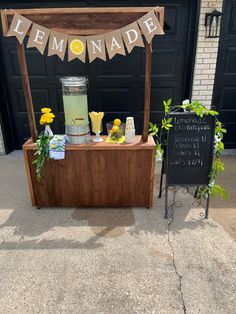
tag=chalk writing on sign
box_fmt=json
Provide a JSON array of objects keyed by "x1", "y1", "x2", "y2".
[{"x1": 166, "y1": 113, "x2": 215, "y2": 185}]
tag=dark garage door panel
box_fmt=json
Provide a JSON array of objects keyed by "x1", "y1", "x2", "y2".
[
  {"x1": 213, "y1": 0, "x2": 236, "y2": 148},
  {"x1": 0, "y1": 0, "x2": 192, "y2": 148}
]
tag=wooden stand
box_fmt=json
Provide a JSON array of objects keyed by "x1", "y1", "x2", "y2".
[
  {"x1": 23, "y1": 136, "x2": 155, "y2": 207},
  {"x1": 1, "y1": 7, "x2": 165, "y2": 208}
]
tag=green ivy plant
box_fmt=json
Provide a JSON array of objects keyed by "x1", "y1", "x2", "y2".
[
  {"x1": 32, "y1": 132, "x2": 52, "y2": 181},
  {"x1": 149, "y1": 99, "x2": 228, "y2": 201},
  {"x1": 197, "y1": 119, "x2": 228, "y2": 200},
  {"x1": 181, "y1": 100, "x2": 219, "y2": 117},
  {"x1": 149, "y1": 98, "x2": 173, "y2": 160}
]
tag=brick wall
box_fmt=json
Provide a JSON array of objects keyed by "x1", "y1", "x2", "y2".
[
  {"x1": 191, "y1": 0, "x2": 224, "y2": 106},
  {"x1": 0, "y1": 125, "x2": 5, "y2": 155}
]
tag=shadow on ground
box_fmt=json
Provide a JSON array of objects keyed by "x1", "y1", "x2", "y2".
[
  {"x1": 0, "y1": 152, "x2": 236, "y2": 314},
  {"x1": 0, "y1": 151, "x2": 221, "y2": 250}
]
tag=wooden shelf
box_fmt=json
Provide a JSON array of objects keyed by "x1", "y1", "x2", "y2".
[{"x1": 23, "y1": 135, "x2": 155, "y2": 151}]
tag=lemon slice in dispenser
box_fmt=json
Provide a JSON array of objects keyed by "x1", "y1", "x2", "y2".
[{"x1": 70, "y1": 39, "x2": 85, "y2": 55}]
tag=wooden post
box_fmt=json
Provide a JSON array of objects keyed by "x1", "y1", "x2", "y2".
[
  {"x1": 16, "y1": 41, "x2": 38, "y2": 142},
  {"x1": 142, "y1": 42, "x2": 152, "y2": 142}
]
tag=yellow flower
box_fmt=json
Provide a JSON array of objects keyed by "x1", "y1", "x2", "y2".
[
  {"x1": 39, "y1": 112, "x2": 55, "y2": 125},
  {"x1": 41, "y1": 107, "x2": 51, "y2": 114},
  {"x1": 40, "y1": 117, "x2": 47, "y2": 125}
]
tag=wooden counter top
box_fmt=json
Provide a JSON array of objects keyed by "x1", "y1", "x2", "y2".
[{"x1": 23, "y1": 135, "x2": 156, "y2": 151}]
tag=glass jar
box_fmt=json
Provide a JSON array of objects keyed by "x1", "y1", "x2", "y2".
[
  {"x1": 60, "y1": 77, "x2": 89, "y2": 126},
  {"x1": 60, "y1": 77, "x2": 90, "y2": 144}
]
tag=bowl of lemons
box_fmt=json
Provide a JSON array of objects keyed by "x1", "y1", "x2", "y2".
[{"x1": 106, "y1": 119, "x2": 125, "y2": 142}]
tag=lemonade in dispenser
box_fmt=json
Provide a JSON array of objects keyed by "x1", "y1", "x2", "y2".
[{"x1": 60, "y1": 77, "x2": 90, "y2": 144}]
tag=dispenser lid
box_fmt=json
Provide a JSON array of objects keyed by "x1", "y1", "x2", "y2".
[{"x1": 60, "y1": 76, "x2": 87, "y2": 86}]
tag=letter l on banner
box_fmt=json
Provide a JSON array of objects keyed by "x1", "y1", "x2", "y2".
[{"x1": 7, "y1": 13, "x2": 32, "y2": 44}]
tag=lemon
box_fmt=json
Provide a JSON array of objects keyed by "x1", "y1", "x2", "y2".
[
  {"x1": 114, "y1": 119, "x2": 121, "y2": 126},
  {"x1": 112, "y1": 125, "x2": 119, "y2": 133},
  {"x1": 70, "y1": 39, "x2": 84, "y2": 55}
]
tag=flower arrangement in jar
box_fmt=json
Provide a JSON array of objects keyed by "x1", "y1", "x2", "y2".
[
  {"x1": 33, "y1": 107, "x2": 55, "y2": 181},
  {"x1": 40, "y1": 107, "x2": 55, "y2": 137}
]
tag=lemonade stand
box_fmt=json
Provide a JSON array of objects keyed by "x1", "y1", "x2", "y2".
[{"x1": 1, "y1": 7, "x2": 164, "y2": 208}]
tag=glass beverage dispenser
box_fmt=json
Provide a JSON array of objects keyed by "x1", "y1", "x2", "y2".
[{"x1": 60, "y1": 77, "x2": 90, "y2": 144}]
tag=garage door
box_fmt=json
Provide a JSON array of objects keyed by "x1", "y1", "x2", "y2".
[
  {"x1": 0, "y1": 0, "x2": 196, "y2": 149},
  {"x1": 213, "y1": 0, "x2": 236, "y2": 148}
]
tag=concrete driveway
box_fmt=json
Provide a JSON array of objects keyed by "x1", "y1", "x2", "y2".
[{"x1": 0, "y1": 151, "x2": 235, "y2": 314}]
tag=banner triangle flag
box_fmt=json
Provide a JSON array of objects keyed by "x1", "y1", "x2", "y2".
[
  {"x1": 87, "y1": 35, "x2": 106, "y2": 62},
  {"x1": 48, "y1": 31, "x2": 68, "y2": 61},
  {"x1": 27, "y1": 23, "x2": 50, "y2": 55},
  {"x1": 105, "y1": 30, "x2": 126, "y2": 60},
  {"x1": 7, "y1": 13, "x2": 32, "y2": 44},
  {"x1": 138, "y1": 10, "x2": 164, "y2": 44},
  {"x1": 68, "y1": 36, "x2": 87, "y2": 62},
  {"x1": 121, "y1": 21, "x2": 144, "y2": 54}
]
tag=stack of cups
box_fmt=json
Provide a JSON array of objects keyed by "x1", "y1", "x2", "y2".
[{"x1": 125, "y1": 117, "x2": 135, "y2": 143}]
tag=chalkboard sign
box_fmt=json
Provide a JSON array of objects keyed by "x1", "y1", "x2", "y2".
[{"x1": 166, "y1": 112, "x2": 215, "y2": 185}]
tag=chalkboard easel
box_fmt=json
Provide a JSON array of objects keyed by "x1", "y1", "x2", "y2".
[{"x1": 162, "y1": 112, "x2": 216, "y2": 219}]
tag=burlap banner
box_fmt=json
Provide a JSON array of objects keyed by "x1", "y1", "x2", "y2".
[
  {"x1": 68, "y1": 36, "x2": 86, "y2": 62},
  {"x1": 7, "y1": 13, "x2": 32, "y2": 44},
  {"x1": 7, "y1": 9, "x2": 164, "y2": 62},
  {"x1": 27, "y1": 23, "x2": 50, "y2": 54},
  {"x1": 48, "y1": 31, "x2": 68, "y2": 61}
]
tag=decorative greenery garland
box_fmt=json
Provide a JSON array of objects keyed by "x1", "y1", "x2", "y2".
[{"x1": 149, "y1": 99, "x2": 228, "y2": 200}]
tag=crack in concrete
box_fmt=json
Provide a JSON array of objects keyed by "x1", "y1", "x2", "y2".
[{"x1": 167, "y1": 219, "x2": 187, "y2": 314}]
